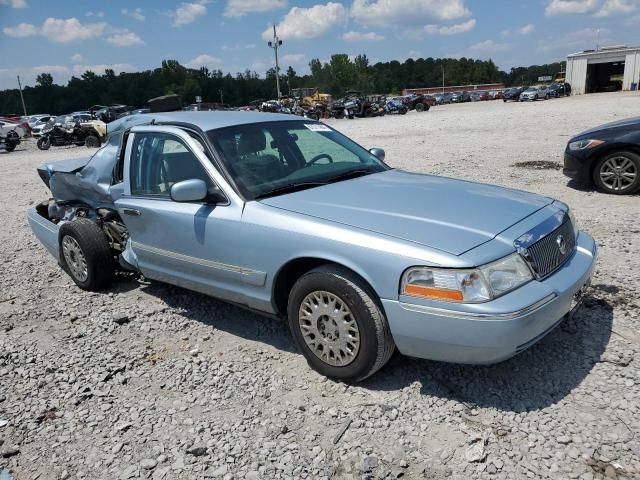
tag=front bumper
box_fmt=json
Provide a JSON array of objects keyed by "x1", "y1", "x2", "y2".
[
  {"x1": 563, "y1": 150, "x2": 592, "y2": 184},
  {"x1": 383, "y1": 231, "x2": 597, "y2": 364}
]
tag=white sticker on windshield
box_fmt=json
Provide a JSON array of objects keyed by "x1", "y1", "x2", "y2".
[{"x1": 304, "y1": 123, "x2": 331, "y2": 132}]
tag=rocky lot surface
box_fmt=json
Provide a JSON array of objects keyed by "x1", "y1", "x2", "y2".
[{"x1": 1, "y1": 92, "x2": 640, "y2": 480}]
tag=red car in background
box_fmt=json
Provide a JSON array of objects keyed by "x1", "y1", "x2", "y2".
[{"x1": 479, "y1": 92, "x2": 491, "y2": 101}]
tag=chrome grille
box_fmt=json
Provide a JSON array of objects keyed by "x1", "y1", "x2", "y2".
[{"x1": 526, "y1": 220, "x2": 576, "y2": 278}]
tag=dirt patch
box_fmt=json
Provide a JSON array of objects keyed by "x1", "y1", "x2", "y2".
[{"x1": 512, "y1": 160, "x2": 562, "y2": 170}]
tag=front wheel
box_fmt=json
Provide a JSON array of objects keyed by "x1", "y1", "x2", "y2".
[
  {"x1": 58, "y1": 219, "x2": 115, "y2": 290},
  {"x1": 37, "y1": 136, "x2": 51, "y2": 150},
  {"x1": 287, "y1": 265, "x2": 395, "y2": 382},
  {"x1": 85, "y1": 135, "x2": 100, "y2": 148},
  {"x1": 4, "y1": 142, "x2": 15, "y2": 152},
  {"x1": 593, "y1": 151, "x2": 640, "y2": 195},
  {"x1": 415, "y1": 102, "x2": 425, "y2": 112}
]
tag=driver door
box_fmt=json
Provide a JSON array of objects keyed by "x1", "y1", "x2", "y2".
[{"x1": 114, "y1": 126, "x2": 261, "y2": 304}]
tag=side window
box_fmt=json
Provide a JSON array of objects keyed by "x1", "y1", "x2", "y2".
[
  {"x1": 293, "y1": 128, "x2": 360, "y2": 165},
  {"x1": 130, "y1": 133, "x2": 211, "y2": 197}
]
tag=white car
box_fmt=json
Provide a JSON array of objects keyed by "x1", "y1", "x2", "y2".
[
  {"x1": 519, "y1": 86, "x2": 550, "y2": 102},
  {"x1": 0, "y1": 120, "x2": 27, "y2": 138},
  {"x1": 27, "y1": 115, "x2": 52, "y2": 128}
]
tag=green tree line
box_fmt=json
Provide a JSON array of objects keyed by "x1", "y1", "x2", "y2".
[{"x1": 0, "y1": 55, "x2": 564, "y2": 115}]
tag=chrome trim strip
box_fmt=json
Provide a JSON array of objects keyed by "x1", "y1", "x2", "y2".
[
  {"x1": 131, "y1": 241, "x2": 266, "y2": 286},
  {"x1": 27, "y1": 211, "x2": 58, "y2": 234},
  {"x1": 514, "y1": 208, "x2": 568, "y2": 250},
  {"x1": 397, "y1": 294, "x2": 557, "y2": 321}
]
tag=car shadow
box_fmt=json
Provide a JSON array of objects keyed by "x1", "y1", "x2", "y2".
[
  {"x1": 362, "y1": 292, "x2": 614, "y2": 412},
  {"x1": 123, "y1": 277, "x2": 614, "y2": 412},
  {"x1": 566, "y1": 179, "x2": 640, "y2": 196},
  {"x1": 136, "y1": 279, "x2": 298, "y2": 354}
]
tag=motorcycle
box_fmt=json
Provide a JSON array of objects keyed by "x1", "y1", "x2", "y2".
[
  {"x1": 37, "y1": 118, "x2": 97, "y2": 150},
  {"x1": 384, "y1": 99, "x2": 408, "y2": 115},
  {"x1": 0, "y1": 127, "x2": 21, "y2": 152}
]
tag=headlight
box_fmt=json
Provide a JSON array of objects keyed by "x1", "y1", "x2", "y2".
[
  {"x1": 568, "y1": 139, "x2": 604, "y2": 150},
  {"x1": 401, "y1": 254, "x2": 533, "y2": 303}
]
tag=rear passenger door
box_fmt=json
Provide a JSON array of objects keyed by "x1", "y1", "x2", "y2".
[{"x1": 114, "y1": 126, "x2": 257, "y2": 303}]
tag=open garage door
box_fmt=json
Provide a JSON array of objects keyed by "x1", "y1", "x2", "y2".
[{"x1": 586, "y1": 58, "x2": 625, "y2": 93}]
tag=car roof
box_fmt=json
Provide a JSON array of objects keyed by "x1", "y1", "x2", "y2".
[{"x1": 107, "y1": 110, "x2": 304, "y2": 135}]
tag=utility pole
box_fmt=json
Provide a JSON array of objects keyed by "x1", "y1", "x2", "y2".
[
  {"x1": 441, "y1": 63, "x2": 445, "y2": 93},
  {"x1": 16, "y1": 75, "x2": 27, "y2": 116},
  {"x1": 596, "y1": 28, "x2": 600, "y2": 51},
  {"x1": 219, "y1": 89, "x2": 224, "y2": 105},
  {"x1": 267, "y1": 24, "x2": 282, "y2": 99}
]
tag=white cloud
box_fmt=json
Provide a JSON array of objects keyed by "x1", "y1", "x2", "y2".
[
  {"x1": 342, "y1": 30, "x2": 384, "y2": 41},
  {"x1": 170, "y1": 1, "x2": 209, "y2": 27},
  {"x1": 469, "y1": 39, "x2": 511, "y2": 53},
  {"x1": 224, "y1": 0, "x2": 287, "y2": 17},
  {"x1": 86, "y1": 11, "x2": 105, "y2": 18},
  {"x1": 41, "y1": 17, "x2": 107, "y2": 43},
  {"x1": 0, "y1": 0, "x2": 27, "y2": 8},
  {"x1": 107, "y1": 30, "x2": 144, "y2": 47},
  {"x1": 282, "y1": 53, "x2": 305, "y2": 63},
  {"x1": 537, "y1": 27, "x2": 612, "y2": 52},
  {"x1": 545, "y1": 0, "x2": 600, "y2": 15},
  {"x1": 546, "y1": 0, "x2": 638, "y2": 16},
  {"x1": 262, "y1": 2, "x2": 346, "y2": 40},
  {"x1": 122, "y1": 8, "x2": 146, "y2": 21},
  {"x1": 71, "y1": 53, "x2": 83, "y2": 62},
  {"x1": 594, "y1": 0, "x2": 637, "y2": 16},
  {"x1": 250, "y1": 60, "x2": 268, "y2": 71},
  {"x1": 3, "y1": 22, "x2": 38, "y2": 38},
  {"x1": 518, "y1": 23, "x2": 535, "y2": 34},
  {"x1": 424, "y1": 18, "x2": 476, "y2": 35},
  {"x1": 351, "y1": 0, "x2": 470, "y2": 27},
  {"x1": 184, "y1": 54, "x2": 222, "y2": 69}
]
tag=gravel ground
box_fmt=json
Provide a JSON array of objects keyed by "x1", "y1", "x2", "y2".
[{"x1": 1, "y1": 92, "x2": 639, "y2": 480}]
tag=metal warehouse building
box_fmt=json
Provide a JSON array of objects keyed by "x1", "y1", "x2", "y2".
[{"x1": 566, "y1": 46, "x2": 640, "y2": 94}]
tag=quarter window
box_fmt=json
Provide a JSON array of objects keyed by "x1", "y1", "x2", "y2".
[{"x1": 130, "y1": 133, "x2": 211, "y2": 197}]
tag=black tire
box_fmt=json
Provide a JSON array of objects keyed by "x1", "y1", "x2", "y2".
[
  {"x1": 287, "y1": 265, "x2": 395, "y2": 382},
  {"x1": 415, "y1": 102, "x2": 425, "y2": 112},
  {"x1": 58, "y1": 219, "x2": 115, "y2": 290},
  {"x1": 544, "y1": 93, "x2": 549, "y2": 100},
  {"x1": 85, "y1": 135, "x2": 100, "y2": 148},
  {"x1": 364, "y1": 108, "x2": 373, "y2": 118},
  {"x1": 592, "y1": 151, "x2": 640, "y2": 195},
  {"x1": 37, "y1": 136, "x2": 51, "y2": 150},
  {"x1": 4, "y1": 142, "x2": 15, "y2": 152},
  {"x1": 399, "y1": 107, "x2": 408, "y2": 115}
]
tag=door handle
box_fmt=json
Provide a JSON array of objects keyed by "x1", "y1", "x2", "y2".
[{"x1": 122, "y1": 208, "x2": 141, "y2": 216}]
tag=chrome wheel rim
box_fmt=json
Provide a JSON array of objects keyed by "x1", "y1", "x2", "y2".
[
  {"x1": 61, "y1": 235, "x2": 88, "y2": 282},
  {"x1": 298, "y1": 291, "x2": 360, "y2": 367},
  {"x1": 600, "y1": 156, "x2": 637, "y2": 191}
]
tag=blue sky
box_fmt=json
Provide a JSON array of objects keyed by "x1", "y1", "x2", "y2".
[{"x1": 1, "y1": 0, "x2": 639, "y2": 89}]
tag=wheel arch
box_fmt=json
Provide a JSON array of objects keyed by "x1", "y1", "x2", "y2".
[{"x1": 271, "y1": 256, "x2": 384, "y2": 318}]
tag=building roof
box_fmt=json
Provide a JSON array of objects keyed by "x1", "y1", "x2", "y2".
[
  {"x1": 107, "y1": 110, "x2": 303, "y2": 136},
  {"x1": 568, "y1": 45, "x2": 640, "y2": 58}
]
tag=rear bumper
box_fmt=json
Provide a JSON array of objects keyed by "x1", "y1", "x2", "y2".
[
  {"x1": 27, "y1": 207, "x2": 60, "y2": 261},
  {"x1": 383, "y1": 232, "x2": 597, "y2": 364},
  {"x1": 563, "y1": 150, "x2": 592, "y2": 184}
]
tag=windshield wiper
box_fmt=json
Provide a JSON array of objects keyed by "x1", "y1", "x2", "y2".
[
  {"x1": 324, "y1": 168, "x2": 376, "y2": 184},
  {"x1": 254, "y1": 181, "x2": 326, "y2": 200}
]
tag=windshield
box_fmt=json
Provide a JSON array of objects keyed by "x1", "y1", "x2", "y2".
[{"x1": 207, "y1": 120, "x2": 388, "y2": 200}]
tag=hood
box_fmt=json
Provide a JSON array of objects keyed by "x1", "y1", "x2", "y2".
[
  {"x1": 260, "y1": 170, "x2": 552, "y2": 256},
  {"x1": 574, "y1": 116, "x2": 640, "y2": 138}
]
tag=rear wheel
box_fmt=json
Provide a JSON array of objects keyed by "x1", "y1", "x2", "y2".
[
  {"x1": 593, "y1": 151, "x2": 640, "y2": 195},
  {"x1": 415, "y1": 102, "x2": 425, "y2": 112},
  {"x1": 59, "y1": 219, "x2": 115, "y2": 290},
  {"x1": 287, "y1": 265, "x2": 395, "y2": 382},
  {"x1": 37, "y1": 136, "x2": 51, "y2": 150},
  {"x1": 4, "y1": 142, "x2": 15, "y2": 152}
]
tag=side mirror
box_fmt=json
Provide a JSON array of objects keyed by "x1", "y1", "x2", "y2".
[
  {"x1": 170, "y1": 179, "x2": 208, "y2": 203},
  {"x1": 369, "y1": 147, "x2": 385, "y2": 162}
]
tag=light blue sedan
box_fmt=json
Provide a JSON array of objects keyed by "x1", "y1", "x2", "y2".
[{"x1": 28, "y1": 112, "x2": 597, "y2": 381}]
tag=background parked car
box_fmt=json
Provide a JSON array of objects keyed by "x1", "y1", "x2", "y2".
[
  {"x1": 503, "y1": 87, "x2": 524, "y2": 102},
  {"x1": 548, "y1": 83, "x2": 571, "y2": 97},
  {"x1": 451, "y1": 91, "x2": 471, "y2": 103},
  {"x1": 564, "y1": 116, "x2": 640, "y2": 195},
  {"x1": 520, "y1": 86, "x2": 550, "y2": 101}
]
